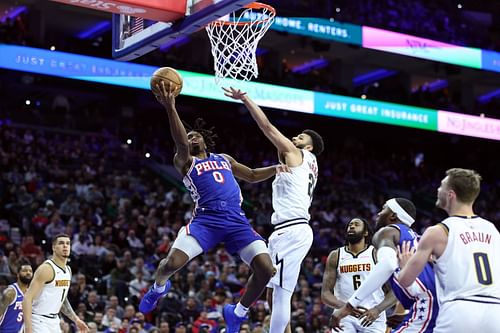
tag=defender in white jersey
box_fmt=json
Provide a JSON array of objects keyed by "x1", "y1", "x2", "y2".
[
  {"x1": 322, "y1": 218, "x2": 396, "y2": 333},
  {"x1": 224, "y1": 87, "x2": 324, "y2": 333},
  {"x1": 398, "y1": 168, "x2": 500, "y2": 333},
  {"x1": 23, "y1": 234, "x2": 88, "y2": 333},
  {"x1": 267, "y1": 147, "x2": 317, "y2": 295}
]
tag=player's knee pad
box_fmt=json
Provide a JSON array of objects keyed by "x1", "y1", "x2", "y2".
[
  {"x1": 171, "y1": 226, "x2": 203, "y2": 260},
  {"x1": 238, "y1": 239, "x2": 270, "y2": 266}
]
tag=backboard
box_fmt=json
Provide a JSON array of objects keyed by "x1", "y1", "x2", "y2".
[{"x1": 112, "y1": 0, "x2": 254, "y2": 61}]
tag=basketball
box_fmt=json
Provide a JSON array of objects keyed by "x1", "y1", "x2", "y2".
[{"x1": 150, "y1": 67, "x2": 183, "y2": 97}]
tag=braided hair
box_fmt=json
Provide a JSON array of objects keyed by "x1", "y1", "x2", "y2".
[{"x1": 183, "y1": 118, "x2": 218, "y2": 152}]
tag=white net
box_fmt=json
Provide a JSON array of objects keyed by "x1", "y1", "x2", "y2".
[{"x1": 205, "y1": 2, "x2": 275, "y2": 84}]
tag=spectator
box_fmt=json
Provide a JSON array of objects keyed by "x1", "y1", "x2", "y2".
[
  {"x1": 129, "y1": 271, "x2": 148, "y2": 299},
  {"x1": 86, "y1": 290, "x2": 106, "y2": 313},
  {"x1": 123, "y1": 304, "x2": 136, "y2": 321},
  {"x1": 94, "y1": 312, "x2": 108, "y2": 333},
  {"x1": 107, "y1": 295, "x2": 125, "y2": 319},
  {"x1": 20, "y1": 235, "x2": 42, "y2": 263},
  {"x1": 130, "y1": 257, "x2": 151, "y2": 280},
  {"x1": 110, "y1": 258, "x2": 133, "y2": 300},
  {"x1": 44, "y1": 214, "x2": 66, "y2": 239},
  {"x1": 180, "y1": 296, "x2": 200, "y2": 324},
  {"x1": 174, "y1": 322, "x2": 187, "y2": 333},
  {"x1": 159, "y1": 321, "x2": 170, "y2": 333},
  {"x1": 102, "y1": 307, "x2": 122, "y2": 328}
]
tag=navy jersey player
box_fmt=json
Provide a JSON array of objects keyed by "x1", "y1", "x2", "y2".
[
  {"x1": 0, "y1": 262, "x2": 33, "y2": 333},
  {"x1": 139, "y1": 82, "x2": 280, "y2": 333},
  {"x1": 331, "y1": 198, "x2": 438, "y2": 333}
]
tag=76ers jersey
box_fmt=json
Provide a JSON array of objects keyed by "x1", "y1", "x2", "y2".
[
  {"x1": 183, "y1": 153, "x2": 242, "y2": 209},
  {"x1": 335, "y1": 246, "x2": 385, "y2": 310},
  {"x1": 0, "y1": 283, "x2": 24, "y2": 333},
  {"x1": 390, "y1": 224, "x2": 437, "y2": 308},
  {"x1": 271, "y1": 149, "x2": 318, "y2": 225}
]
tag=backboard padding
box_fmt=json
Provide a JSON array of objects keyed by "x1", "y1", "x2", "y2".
[{"x1": 112, "y1": 0, "x2": 254, "y2": 60}]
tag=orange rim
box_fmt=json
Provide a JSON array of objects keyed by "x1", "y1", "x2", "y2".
[{"x1": 209, "y1": 2, "x2": 275, "y2": 27}]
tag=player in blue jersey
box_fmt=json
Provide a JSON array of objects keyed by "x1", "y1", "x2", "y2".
[
  {"x1": 0, "y1": 261, "x2": 33, "y2": 333},
  {"x1": 330, "y1": 198, "x2": 438, "y2": 333},
  {"x1": 139, "y1": 82, "x2": 283, "y2": 333}
]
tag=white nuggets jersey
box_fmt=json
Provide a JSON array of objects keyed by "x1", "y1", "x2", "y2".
[
  {"x1": 435, "y1": 216, "x2": 500, "y2": 304},
  {"x1": 335, "y1": 246, "x2": 385, "y2": 309},
  {"x1": 32, "y1": 260, "x2": 71, "y2": 315},
  {"x1": 271, "y1": 149, "x2": 318, "y2": 225}
]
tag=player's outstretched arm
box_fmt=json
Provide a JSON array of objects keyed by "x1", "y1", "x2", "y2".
[
  {"x1": 222, "y1": 154, "x2": 289, "y2": 183},
  {"x1": 155, "y1": 81, "x2": 191, "y2": 173},
  {"x1": 61, "y1": 298, "x2": 89, "y2": 333},
  {"x1": 321, "y1": 249, "x2": 345, "y2": 309},
  {"x1": 397, "y1": 226, "x2": 444, "y2": 287},
  {"x1": 0, "y1": 287, "x2": 16, "y2": 320},
  {"x1": 22, "y1": 264, "x2": 53, "y2": 333},
  {"x1": 223, "y1": 87, "x2": 298, "y2": 156}
]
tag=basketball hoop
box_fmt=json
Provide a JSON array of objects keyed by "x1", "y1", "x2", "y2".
[{"x1": 205, "y1": 2, "x2": 275, "y2": 84}]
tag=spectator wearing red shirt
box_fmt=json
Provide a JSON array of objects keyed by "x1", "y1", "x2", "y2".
[
  {"x1": 192, "y1": 312, "x2": 217, "y2": 333},
  {"x1": 20, "y1": 235, "x2": 42, "y2": 262}
]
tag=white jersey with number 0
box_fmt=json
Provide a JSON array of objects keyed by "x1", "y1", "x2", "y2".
[
  {"x1": 335, "y1": 245, "x2": 385, "y2": 310},
  {"x1": 435, "y1": 216, "x2": 500, "y2": 305},
  {"x1": 32, "y1": 260, "x2": 71, "y2": 315},
  {"x1": 271, "y1": 149, "x2": 318, "y2": 225}
]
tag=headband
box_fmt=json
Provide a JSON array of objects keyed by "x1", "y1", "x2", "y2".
[{"x1": 386, "y1": 198, "x2": 415, "y2": 226}]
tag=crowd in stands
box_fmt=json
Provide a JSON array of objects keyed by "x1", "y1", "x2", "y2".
[
  {"x1": 1, "y1": 103, "x2": 499, "y2": 333},
  {"x1": 0, "y1": 13, "x2": 30, "y2": 46},
  {"x1": 0, "y1": 3, "x2": 499, "y2": 331}
]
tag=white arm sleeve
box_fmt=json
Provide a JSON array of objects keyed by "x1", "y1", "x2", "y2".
[{"x1": 348, "y1": 246, "x2": 398, "y2": 308}]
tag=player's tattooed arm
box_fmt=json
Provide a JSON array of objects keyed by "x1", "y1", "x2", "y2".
[
  {"x1": 0, "y1": 287, "x2": 16, "y2": 319},
  {"x1": 61, "y1": 297, "x2": 90, "y2": 332},
  {"x1": 60, "y1": 298, "x2": 78, "y2": 322}
]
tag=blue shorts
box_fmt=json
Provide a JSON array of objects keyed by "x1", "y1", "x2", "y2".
[
  {"x1": 186, "y1": 207, "x2": 264, "y2": 255},
  {"x1": 392, "y1": 297, "x2": 438, "y2": 333}
]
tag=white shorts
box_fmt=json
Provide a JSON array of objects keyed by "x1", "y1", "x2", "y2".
[
  {"x1": 267, "y1": 223, "x2": 313, "y2": 292},
  {"x1": 337, "y1": 314, "x2": 387, "y2": 333},
  {"x1": 433, "y1": 300, "x2": 500, "y2": 333},
  {"x1": 32, "y1": 314, "x2": 61, "y2": 333}
]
